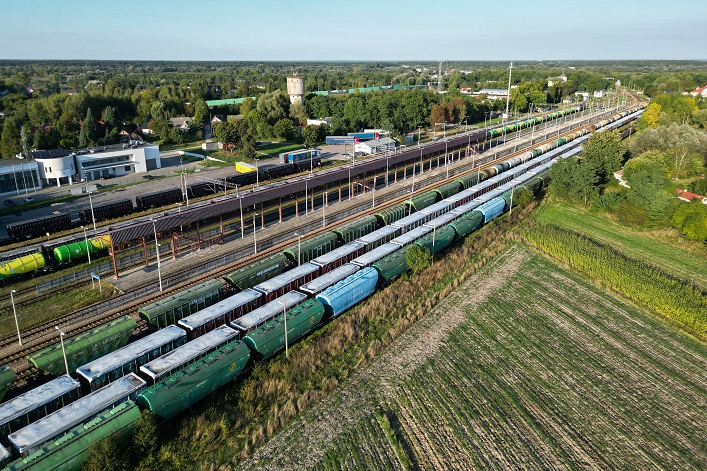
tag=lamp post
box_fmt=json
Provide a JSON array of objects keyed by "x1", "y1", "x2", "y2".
[
  {"x1": 10, "y1": 290, "x2": 21, "y2": 346},
  {"x1": 150, "y1": 219, "x2": 163, "y2": 292},
  {"x1": 445, "y1": 134, "x2": 449, "y2": 178},
  {"x1": 254, "y1": 157, "x2": 259, "y2": 190},
  {"x1": 82, "y1": 226, "x2": 91, "y2": 264},
  {"x1": 239, "y1": 197, "x2": 244, "y2": 238},
  {"x1": 87, "y1": 192, "x2": 96, "y2": 231},
  {"x1": 294, "y1": 233, "x2": 303, "y2": 266},
  {"x1": 55, "y1": 326, "x2": 69, "y2": 375},
  {"x1": 431, "y1": 225, "x2": 436, "y2": 265},
  {"x1": 253, "y1": 212, "x2": 258, "y2": 254},
  {"x1": 277, "y1": 299, "x2": 288, "y2": 358}
]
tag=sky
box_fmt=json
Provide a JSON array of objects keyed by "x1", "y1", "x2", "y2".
[{"x1": 2, "y1": 0, "x2": 706, "y2": 61}]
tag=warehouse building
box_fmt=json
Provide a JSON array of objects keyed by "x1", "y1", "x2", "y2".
[
  {"x1": 0, "y1": 160, "x2": 42, "y2": 196},
  {"x1": 354, "y1": 137, "x2": 396, "y2": 155},
  {"x1": 26, "y1": 143, "x2": 161, "y2": 187}
]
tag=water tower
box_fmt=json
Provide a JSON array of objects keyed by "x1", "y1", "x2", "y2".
[{"x1": 286, "y1": 75, "x2": 305, "y2": 105}]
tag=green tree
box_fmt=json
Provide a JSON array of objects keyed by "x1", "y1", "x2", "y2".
[
  {"x1": 637, "y1": 102, "x2": 661, "y2": 131},
  {"x1": 169, "y1": 127, "x2": 184, "y2": 145},
  {"x1": 301, "y1": 125, "x2": 320, "y2": 147},
  {"x1": 512, "y1": 186, "x2": 533, "y2": 209},
  {"x1": 343, "y1": 95, "x2": 365, "y2": 130},
  {"x1": 273, "y1": 118, "x2": 296, "y2": 141},
  {"x1": 582, "y1": 129, "x2": 625, "y2": 184},
  {"x1": 83, "y1": 436, "x2": 128, "y2": 471},
  {"x1": 131, "y1": 411, "x2": 158, "y2": 456},
  {"x1": 629, "y1": 123, "x2": 707, "y2": 178},
  {"x1": 239, "y1": 97, "x2": 254, "y2": 117},
  {"x1": 622, "y1": 151, "x2": 672, "y2": 224},
  {"x1": 214, "y1": 120, "x2": 241, "y2": 152},
  {"x1": 83, "y1": 108, "x2": 100, "y2": 145},
  {"x1": 1, "y1": 119, "x2": 22, "y2": 158},
  {"x1": 103, "y1": 106, "x2": 120, "y2": 131},
  {"x1": 289, "y1": 102, "x2": 309, "y2": 126},
  {"x1": 78, "y1": 125, "x2": 90, "y2": 148},
  {"x1": 405, "y1": 244, "x2": 431, "y2": 274},
  {"x1": 256, "y1": 91, "x2": 289, "y2": 125},
  {"x1": 193, "y1": 98, "x2": 209, "y2": 128},
  {"x1": 671, "y1": 201, "x2": 707, "y2": 241},
  {"x1": 548, "y1": 156, "x2": 598, "y2": 206}
]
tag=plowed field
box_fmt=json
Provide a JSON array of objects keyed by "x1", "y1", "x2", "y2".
[{"x1": 240, "y1": 246, "x2": 707, "y2": 470}]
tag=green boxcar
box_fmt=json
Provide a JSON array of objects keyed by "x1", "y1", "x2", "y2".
[
  {"x1": 372, "y1": 247, "x2": 408, "y2": 287},
  {"x1": 434, "y1": 181, "x2": 462, "y2": 200},
  {"x1": 449, "y1": 211, "x2": 484, "y2": 238},
  {"x1": 136, "y1": 339, "x2": 251, "y2": 420},
  {"x1": 405, "y1": 191, "x2": 438, "y2": 213},
  {"x1": 223, "y1": 254, "x2": 287, "y2": 291},
  {"x1": 332, "y1": 215, "x2": 378, "y2": 244},
  {"x1": 414, "y1": 225, "x2": 456, "y2": 255},
  {"x1": 375, "y1": 204, "x2": 407, "y2": 226},
  {"x1": 139, "y1": 279, "x2": 225, "y2": 329},
  {"x1": 283, "y1": 232, "x2": 337, "y2": 264},
  {"x1": 243, "y1": 299, "x2": 325, "y2": 361},
  {"x1": 521, "y1": 176, "x2": 543, "y2": 195},
  {"x1": 28, "y1": 317, "x2": 136, "y2": 376},
  {"x1": 0, "y1": 365, "x2": 16, "y2": 402},
  {"x1": 3, "y1": 401, "x2": 140, "y2": 471},
  {"x1": 457, "y1": 173, "x2": 482, "y2": 190}
]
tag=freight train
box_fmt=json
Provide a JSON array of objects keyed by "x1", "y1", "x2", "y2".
[
  {"x1": 0, "y1": 157, "x2": 323, "y2": 284},
  {"x1": 0, "y1": 147, "x2": 564, "y2": 471},
  {"x1": 0, "y1": 107, "x2": 643, "y2": 470},
  {"x1": 0, "y1": 131, "x2": 595, "y2": 470}
]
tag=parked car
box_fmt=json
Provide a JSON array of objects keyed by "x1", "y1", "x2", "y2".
[
  {"x1": 24, "y1": 196, "x2": 35, "y2": 203},
  {"x1": 101, "y1": 174, "x2": 115, "y2": 180}
]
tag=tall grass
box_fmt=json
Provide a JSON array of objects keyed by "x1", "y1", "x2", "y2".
[{"x1": 520, "y1": 222, "x2": 707, "y2": 340}]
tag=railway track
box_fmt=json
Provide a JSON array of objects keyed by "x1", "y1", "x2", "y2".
[{"x1": 0, "y1": 110, "x2": 624, "y2": 385}]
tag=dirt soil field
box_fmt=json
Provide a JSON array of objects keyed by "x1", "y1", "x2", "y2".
[{"x1": 239, "y1": 245, "x2": 707, "y2": 470}]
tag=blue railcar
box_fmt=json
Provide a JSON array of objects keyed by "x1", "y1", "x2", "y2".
[
  {"x1": 475, "y1": 197, "x2": 506, "y2": 223},
  {"x1": 316, "y1": 267, "x2": 378, "y2": 318}
]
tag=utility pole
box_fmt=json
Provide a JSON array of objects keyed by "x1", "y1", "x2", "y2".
[
  {"x1": 438, "y1": 60, "x2": 443, "y2": 94},
  {"x1": 503, "y1": 61, "x2": 513, "y2": 122}
]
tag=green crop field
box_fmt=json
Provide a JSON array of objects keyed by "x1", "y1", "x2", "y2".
[
  {"x1": 241, "y1": 246, "x2": 707, "y2": 470},
  {"x1": 533, "y1": 201, "x2": 707, "y2": 289}
]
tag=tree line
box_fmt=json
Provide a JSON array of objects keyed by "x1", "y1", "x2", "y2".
[
  {"x1": 0, "y1": 60, "x2": 645, "y2": 158},
  {"x1": 548, "y1": 93, "x2": 707, "y2": 241}
]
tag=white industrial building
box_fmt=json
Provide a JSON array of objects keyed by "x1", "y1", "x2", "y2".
[
  {"x1": 26, "y1": 143, "x2": 161, "y2": 187},
  {"x1": 354, "y1": 137, "x2": 396, "y2": 155},
  {"x1": 0, "y1": 160, "x2": 42, "y2": 196}
]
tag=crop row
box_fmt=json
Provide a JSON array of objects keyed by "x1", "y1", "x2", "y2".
[
  {"x1": 380, "y1": 251, "x2": 706, "y2": 469},
  {"x1": 520, "y1": 222, "x2": 707, "y2": 339}
]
